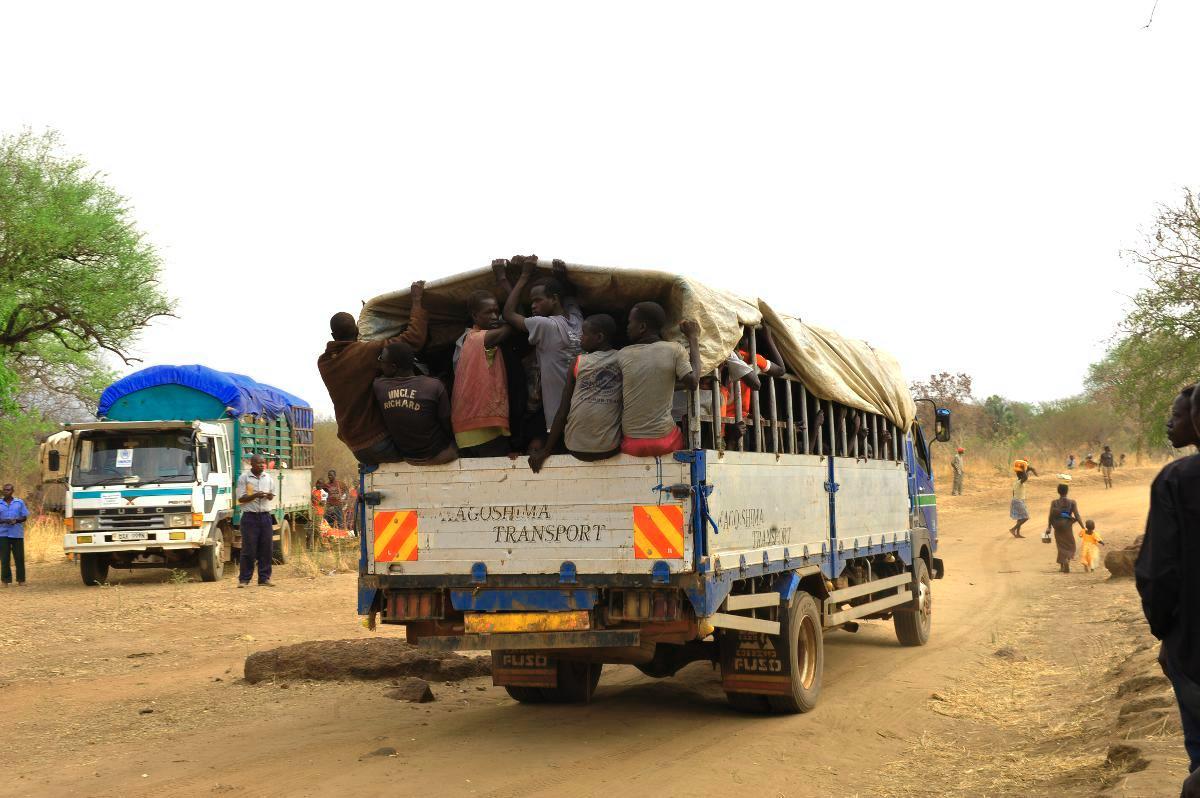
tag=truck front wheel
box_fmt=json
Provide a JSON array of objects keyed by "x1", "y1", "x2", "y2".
[
  {"x1": 80, "y1": 553, "x2": 110, "y2": 586},
  {"x1": 272, "y1": 520, "x2": 292, "y2": 565},
  {"x1": 198, "y1": 541, "x2": 224, "y2": 582},
  {"x1": 893, "y1": 558, "x2": 932, "y2": 647}
]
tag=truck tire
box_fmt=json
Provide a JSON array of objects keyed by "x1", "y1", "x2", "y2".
[
  {"x1": 726, "y1": 691, "x2": 771, "y2": 713},
  {"x1": 272, "y1": 520, "x2": 292, "y2": 564},
  {"x1": 80, "y1": 553, "x2": 109, "y2": 586},
  {"x1": 894, "y1": 557, "x2": 932, "y2": 647},
  {"x1": 198, "y1": 540, "x2": 224, "y2": 582},
  {"x1": 503, "y1": 686, "x2": 549, "y2": 703},
  {"x1": 543, "y1": 661, "x2": 602, "y2": 703},
  {"x1": 766, "y1": 591, "x2": 823, "y2": 714}
]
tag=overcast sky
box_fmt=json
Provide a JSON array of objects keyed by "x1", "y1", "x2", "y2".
[{"x1": 4, "y1": 1, "x2": 1194, "y2": 416}]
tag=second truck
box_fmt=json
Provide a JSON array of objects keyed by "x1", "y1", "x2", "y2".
[{"x1": 41, "y1": 365, "x2": 315, "y2": 585}]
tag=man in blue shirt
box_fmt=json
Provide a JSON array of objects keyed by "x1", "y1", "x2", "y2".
[{"x1": 0, "y1": 483, "x2": 29, "y2": 586}]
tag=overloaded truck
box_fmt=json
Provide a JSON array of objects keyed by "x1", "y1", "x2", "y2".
[
  {"x1": 353, "y1": 261, "x2": 949, "y2": 712},
  {"x1": 42, "y1": 365, "x2": 315, "y2": 585}
]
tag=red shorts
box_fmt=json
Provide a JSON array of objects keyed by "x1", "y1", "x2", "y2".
[{"x1": 620, "y1": 427, "x2": 685, "y2": 457}]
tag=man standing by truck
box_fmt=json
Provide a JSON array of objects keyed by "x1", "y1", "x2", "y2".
[
  {"x1": 951, "y1": 447, "x2": 965, "y2": 496},
  {"x1": 319, "y1": 280, "x2": 428, "y2": 465},
  {"x1": 0, "y1": 484, "x2": 28, "y2": 587},
  {"x1": 237, "y1": 456, "x2": 276, "y2": 588}
]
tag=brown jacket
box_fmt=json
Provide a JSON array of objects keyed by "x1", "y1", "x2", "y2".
[{"x1": 318, "y1": 306, "x2": 428, "y2": 451}]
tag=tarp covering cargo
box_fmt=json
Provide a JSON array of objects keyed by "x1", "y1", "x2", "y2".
[
  {"x1": 359, "y1": 260, "x2": 916, "y2": 430},
  {"x1": 98, "y1": 365, "x2": 310, "y2": 420}
]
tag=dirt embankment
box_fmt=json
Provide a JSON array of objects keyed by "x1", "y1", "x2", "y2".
[{"x1": 244, "y1": 638, "x2": 491, "y2": 684}]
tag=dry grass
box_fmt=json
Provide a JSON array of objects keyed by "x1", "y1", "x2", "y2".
[
  {"x1": 878, "y1": 591, "x2": 1158, "y2": 797},
  {"x1": 23, "y1": 515, "x2": 66, "y2": 564},
  {"x1": 879, "y1": 648, "x2": 1111, "y2": 797},
  {"x1": 288, "y1": 535, "x2": 359, "y2": 578}
]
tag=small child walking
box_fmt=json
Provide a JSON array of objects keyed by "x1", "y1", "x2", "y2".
[{"x1": 1078, "y1": 520, "x2": 1106, "y2": 572}]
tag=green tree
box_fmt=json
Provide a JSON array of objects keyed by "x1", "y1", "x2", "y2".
[
  {"x1": 0, "y1": 129, "x2": 173, "y2": 408},
  {"x1": 1088, "y1": 332, "x2": 1194, "y2": 455},
  {"x1": 1089, "y1": 190, "x2": 1200, "y2": 453},
  {"x1": 0, "y1": 130, "x2": 173, "y2": 487}
]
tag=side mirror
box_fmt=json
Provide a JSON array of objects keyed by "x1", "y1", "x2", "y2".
[
  {"x1": 934, "y1": 408, "x2": 952, "y2": 443},
  {"x1": 48, "y1": 451, "x2": 61, "y2": 472}
]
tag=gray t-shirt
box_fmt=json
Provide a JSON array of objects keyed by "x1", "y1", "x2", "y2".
[
  {"x1": 618, "y1": 340, "x2": 692, "y2": 439},
  {"x1": 565, "y1": 350, "x2": 623, "y2": 453},
  {"x1": 525, "y1": 301, "x2": 583, "y2": 430}
]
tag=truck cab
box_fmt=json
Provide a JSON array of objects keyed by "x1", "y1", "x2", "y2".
[{"x1": 63, "y1": 420, "x2": 233, "y2": 584}]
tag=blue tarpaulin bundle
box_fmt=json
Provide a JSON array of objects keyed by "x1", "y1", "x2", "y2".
[{"x1": 98, "y1": 365, "x2": 309, "y2": 419}]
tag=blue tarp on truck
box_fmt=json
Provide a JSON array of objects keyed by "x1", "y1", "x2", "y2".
[{"x1": 98, "y1": 364, "x2": 309, "y2": 420}]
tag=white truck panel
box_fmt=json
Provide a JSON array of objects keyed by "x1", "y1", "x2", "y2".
[
  {"x1": 367, "y1": 454, "x2": 691, "y2": 576},
  {"x1": 275, "y1": 469, "x2": 313, "y2": 512},
  {"x1": 704, "y1": 452, "x2": 831, "y2": 569},
  {"x1": 832, "y1": 458, "x2": 910, "y2": 550}
]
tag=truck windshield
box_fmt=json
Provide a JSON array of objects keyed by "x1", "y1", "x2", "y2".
[{"x1": 72, "y1": 432, "x2": 197, "y2": 486}]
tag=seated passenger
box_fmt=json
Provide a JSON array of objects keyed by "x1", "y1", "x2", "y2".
[
  {"x1": 317, "y1": 281, "x2": 427, "y2": 464},
  {"x1": 452, "y1": 289, "x2": 514, "y2": 458},
  {"x1": 529, "y1": 314, "x2": 622, "y2": 473},
  {"x1": 373, "y1": 342, "x2": 457, "y2": 465},
  {"x1": 496, "y1": 257, "x2": 582, "y2": 445},
  {"x1": 617, "y1": 303, "x2": 700, "y2": 457}
]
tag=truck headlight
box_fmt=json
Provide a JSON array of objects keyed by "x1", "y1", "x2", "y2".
[
  {"x1": 75, "y1": 517, "x2": 98, "y2": 531},
  {"x1": 167, "y1": 513, "x2": 191, "y2": 528}
]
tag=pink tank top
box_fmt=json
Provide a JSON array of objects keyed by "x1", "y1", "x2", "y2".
[{"x1": 452, "y1": 329, "x2": 509, "y2": 433}]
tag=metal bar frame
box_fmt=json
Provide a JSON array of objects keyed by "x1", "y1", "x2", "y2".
[{"x1": 748, "y1": 326, "x2": 762, "y2": 452}]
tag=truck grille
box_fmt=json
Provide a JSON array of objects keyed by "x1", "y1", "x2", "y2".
[{"x1": 97, "y1": 507, "x2": 170, "y2": 531}]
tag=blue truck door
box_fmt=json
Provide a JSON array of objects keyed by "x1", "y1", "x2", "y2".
[{"x1": 907, "y1": 425, "x2": 937, "y2": 535}]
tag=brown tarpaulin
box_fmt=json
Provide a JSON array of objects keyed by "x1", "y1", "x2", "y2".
[{"x1": 358, "y1": 260, "x2": 916, "y2": 430}]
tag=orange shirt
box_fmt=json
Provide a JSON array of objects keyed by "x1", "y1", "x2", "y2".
[{"x1": 720, "y1": 350, "x2": 770, "y2": 418}]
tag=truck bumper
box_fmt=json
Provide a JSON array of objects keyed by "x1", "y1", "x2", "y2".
[
  {"x1": 417, "y1": 630, "x2": 640, "y2": 652},
  {"x1": 64, "y1": 529, "x2": 208, "y2": 554}
]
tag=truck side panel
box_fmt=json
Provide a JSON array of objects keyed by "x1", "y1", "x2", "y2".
[
  {"x1": 703, "y1": 452, "x2": 831, "y2": 567},
  {"x1": 831, "y1": 458, "x2": 911, "y2": 554},
  {"x1": 366, "y1": 455, "x2": 691, "y2": 576}
]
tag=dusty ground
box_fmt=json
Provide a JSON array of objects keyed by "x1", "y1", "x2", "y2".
[{"x1": 0, "y1": 465, "x2": 1190, "y2": 797}]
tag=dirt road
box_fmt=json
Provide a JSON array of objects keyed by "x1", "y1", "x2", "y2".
[{"x1": 1, "y1": 466, "x2": 1188, "y2": 797}]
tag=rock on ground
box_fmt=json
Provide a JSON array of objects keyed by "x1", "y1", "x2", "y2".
[
  {"x1": 1105, "y1": 534, "x2": 1142, "y2": 578},
  {"x1": 244, "y1": 638, "x2": 491, "y2": 685},
  {"x1": 385, "y1": 677, "x2": 435, "y2": 702}
]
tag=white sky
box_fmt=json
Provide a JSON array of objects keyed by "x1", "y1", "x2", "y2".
[{"x1": 4, "y1": 1, "x2": 1194, "y2": 416}]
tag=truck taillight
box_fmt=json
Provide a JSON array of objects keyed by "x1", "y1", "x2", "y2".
[
  {"x1": 608, "y1": 590, "x2": 681, "y2": 622},
  {"x1": 386, "y1": 591, "x2": 444, "y2": 621}
]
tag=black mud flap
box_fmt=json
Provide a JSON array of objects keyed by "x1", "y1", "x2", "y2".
[
  {"x1": 931, "y1": 557, "x2": 946, "y2": 579},
  {"x1": 719, "y1": 629, "x2": 791, "y2": 696},
  {"x1": 492, "y1": 650, "x2": 558, "y2": 689}
]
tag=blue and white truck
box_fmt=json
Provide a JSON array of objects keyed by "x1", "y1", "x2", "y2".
[
  {"x1": 353, "y1": 263, "x2": 948, "y2": 712},
  {"x1": 43, "y1": 365, "x2": 315, "y2": 586}
]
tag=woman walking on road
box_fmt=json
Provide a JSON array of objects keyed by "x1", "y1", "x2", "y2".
[
  {"x1": 1009, "y1": 469, "x2": 1032, "y2": 538},
  {"x1": 1046, "y1": 483, "x2": 1084, "y2": 572}
]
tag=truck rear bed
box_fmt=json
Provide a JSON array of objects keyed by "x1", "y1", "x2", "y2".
[{"x1": 366, "y1": 455, "x2": 692, "y2": 578}]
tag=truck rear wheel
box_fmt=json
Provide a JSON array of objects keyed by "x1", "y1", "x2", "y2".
[
  {"x1": 543, "y1": 661, "x2": 602, "y2": 703},
  {"x1": 503, "y1": 686, "x2": 549, "y2": 703},
  {"x1": 767, "y1": 591, "x2": 823, "y2": 714},
  {"x1": 80, "y1": 553, "x2": 109, "y2": 586},
  {"x1": 272, "y1": 520, "x2": 292, "y2": 564},
  {"x1": 893, "y1": 558, "x2": 932, "y2": 647},
  {"x1": 198, "y1": 540, "x2": 224, "y2": 582}
]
